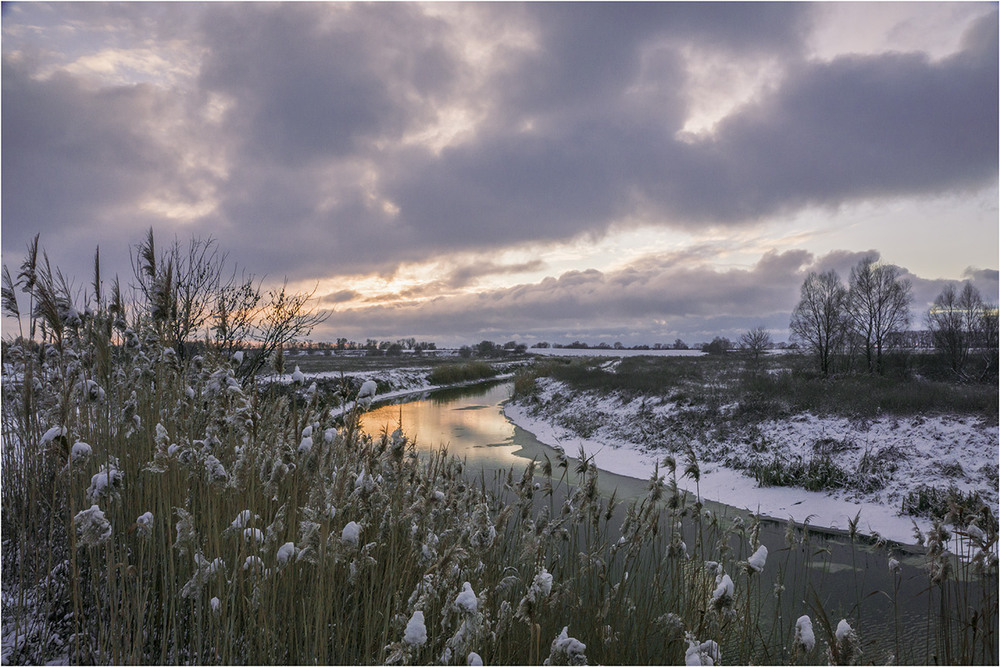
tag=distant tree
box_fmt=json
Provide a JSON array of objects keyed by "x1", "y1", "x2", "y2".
[
  {"x1": 613, "y1": 341, "x2": 624, "y2": 350},
  {"x1": 532, "y1": 341, "x2": 550, "y2": 349},
  {"x1": 476, "y1": 340, "x2": 499, "y2": 357},
  {"x1": 673, "y1": 339, "x2": 688, "y2": 350},
  {"x1": 702, "y1": 337, "x2": 732, "y2": 355},
  {"x1": 739, "y1": 326, "x2": 772, "y2": 362},
  {"x1": 458, "y1": 345, "x2": 472, "y2": 358},
  {"x1": 927, "y1": 281, "x2": 998, "y2": 381},
  {"x1": 789, "y1": 270, "x2": 850, "y2": 375},
  {"x1": 847, "y1": 257, "x2": 911, "y2": 375}
]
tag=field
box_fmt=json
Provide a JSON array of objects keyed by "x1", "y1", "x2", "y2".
[{"x1": 2, "y1": 341, "x2": 997, "y2": 664}]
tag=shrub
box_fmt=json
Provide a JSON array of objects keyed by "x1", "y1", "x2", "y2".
[{"x1": 427, "y1": 361, "x2": 497, "y2": 385}]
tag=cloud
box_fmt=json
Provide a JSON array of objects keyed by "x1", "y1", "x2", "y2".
[
  {"x1": 2, "y1": 2, "x2": 996, "y2": 331},
  {"x1": 320, "y1": 289, "x2": 360, "y2": 305}
]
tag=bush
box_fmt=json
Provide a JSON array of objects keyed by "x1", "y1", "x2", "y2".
[{"x1": 427, "y1": 361, "x2": 497, "y2": 385}]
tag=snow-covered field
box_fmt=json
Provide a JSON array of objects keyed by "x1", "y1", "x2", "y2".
[{"x1": 505, "y1": 377, "x2": 998, "y2": 546}]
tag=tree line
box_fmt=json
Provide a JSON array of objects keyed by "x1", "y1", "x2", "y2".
[{"x1": 789, "y1": 256, "x2": 997, "y2": 381}]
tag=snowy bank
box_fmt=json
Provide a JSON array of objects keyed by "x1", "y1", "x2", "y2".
[{"x1": 504, "y1": 378, "x2": 998, "y2": 546}]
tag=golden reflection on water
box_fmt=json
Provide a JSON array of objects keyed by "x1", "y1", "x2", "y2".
[{"x1": 358, "y1": 384, "x2": 524, "y2": 470}]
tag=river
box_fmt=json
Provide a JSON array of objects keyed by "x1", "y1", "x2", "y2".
[{"x1": 358, "y1": 380, "x2": 992, "y2": 664}]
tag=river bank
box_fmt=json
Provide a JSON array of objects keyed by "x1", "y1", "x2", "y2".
[{"x1": 503, "y1": 376, "x2": 998, "y2": 546}]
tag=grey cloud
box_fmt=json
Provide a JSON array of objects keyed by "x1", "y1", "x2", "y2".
[
  {"x1": 322, "y1": 248, "x2": 818, "y2": 343},
  {"x1": 446, "y1": 259, "x2": 546, "y2": 288},
  {"x1": 2, "y1": 3, "x2": 996, "y2": 300},
  {"x1": 320, "y1": 289, "x2": 360, "y2": 305}
]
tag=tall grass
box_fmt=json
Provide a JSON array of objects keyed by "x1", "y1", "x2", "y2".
[{"x1": 2, "y1": 249, "x2": 997, "y2": 664}]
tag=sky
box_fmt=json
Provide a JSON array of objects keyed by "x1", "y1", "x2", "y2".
[{"x1": 2, "y1": 1, "x2": 998, "y2": 347}]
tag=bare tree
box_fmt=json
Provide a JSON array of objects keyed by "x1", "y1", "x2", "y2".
[
  {"x1": 128, "y1": 229, "x2": 328, "y2": 380},
  {"x1": 847, "y1": 257, "x2": 911, "y2": 375},
  {"x1": 789, "y1": 270, "x2": 849, "y2": 375},
  {"x1": 927, "y1": 282, "x2": 978, "y2": 377},
  {"x1": 739, "y1": 325, "x2": 772, "y2": 363},
  {"x1": 928, "y1": 281, "x2": 999, "y2": 381}
]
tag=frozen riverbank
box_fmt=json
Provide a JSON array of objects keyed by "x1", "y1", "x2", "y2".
[{"x1": 504, "y1": 377, "x2": 998, "y2": 546}]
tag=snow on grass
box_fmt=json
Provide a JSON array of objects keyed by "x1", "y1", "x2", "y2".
[
  {"x1": 794, "y1": 615, "x2": 815, "y2": 652},
  {"x1": 505, "y1": 377, "x2": 998, "y2": 545},
  {"x1": 403, "y1": 610, "x2": 427, "y2": 646},
  {"x1": 341, "y1": 521, "x2": 361, "y2": 546},
  {"x1": 747, "y1": 544, "x2": 767, "y2": 573}
]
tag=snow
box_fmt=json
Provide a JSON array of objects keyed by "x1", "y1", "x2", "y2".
[
  {"x1": 684, "y1": 634, "x2": 720, "y2": 666},
  {"x1": 545, "y1": 626, "x2": 587, "y2": 666},
  {"x1": 210, "y1": 597, "x2": 221, "y2": 614},
  {"x1": 74, "y1": 505, "x2": 112, "y2": 547},
  {"x1": 243, "y1": 527, "x2": 264, "y2": 543},
  {"x1": 835, "y1": 619, "x2": 854, "y2": 642},
  {"x1": 277, "y1": 542, "x2": 296, "y2": 564},
  {"x1": 70, "y1": 441, "x2": 92, "y2": 463},
  {"x1": 467, "y1": 652, "x2": 483, "y2": 666},
  {"x1": 403, "y1": 610, "x2": 427, "y2": 646},
  {"x1": 136, "y1": 512, "x2": 153, "y2": 535},
  {"x1": 40, "y1": 425, "x2": 67, "y2": 445},
  {"x1": 231, "y1": 510, "x2": 254, "y2": 529},
  {"x1": 794, "y1": 615, "x2": 815, "y2": 652},
  {"x1": 711, "y1": 574, "x2": 734, "y2": 603},
  {"x1": 454, "y1": 582, "x2": 478, "y2": 614},
  {"x1": 342, "y1": 521, "x2": 361, "y2": 546},
  {"x1": 358, "y1": 380, "x2": 378, "y2": 399},
  {"x1": 291, "y1": 366, "x2": 305, "y2": 384},
  {"x1": 504, "y1": 377, "x2": 998, "y2": 546},
  {"x1": 86, "y1": 464, "x2": 122, "y2": 502},
  {"x1": 747, "y1": 544, "x2": 768, "y2": 573},
  {"x1": 298, "y1": 436, "x2": 313, "y2": 455}
]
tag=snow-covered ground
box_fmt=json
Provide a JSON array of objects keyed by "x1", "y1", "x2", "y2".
[{"x1": 504, "y1": 377, "x2": 998, "y2": 546}]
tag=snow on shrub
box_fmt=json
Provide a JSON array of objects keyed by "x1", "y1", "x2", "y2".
[
  {"x1": 204, "y1": 455, "x2": 228, "y2": 484},
  {"x1": 298, "y1": 436, "x2": 313, "y2": 455},
  {"x1": 87, "y1": 464, "x2": 123, "y2": 502},
  {"x1": 467, "y1": 652, "x2": 483, "y2": 666},
  {"x1": 291, "y1": 366, "x2": 305, "y2": 384},
  {"x1": 342, "y1": 521, "x2": 361, "y2": 546},
  {"x1": 277, "y1": 542, "x2": 296, "y2": 565},
  {"x1": 828, "y1": 618, "x2": 861, "y2": 665},
  {"x1": 403, "y1": 610, "x2": 427, "y2": 646},
  {"x1": 455, "y1": 581, "x2": 478, "y2": 614},
  {"x1": 135, "y1": 511, "x2": 154, "y2": 537},
  {"x1": 40, "y1": 425, "x2": 67, "y2": 446},
  {"x1": 793, "y1": 615, "x2": 815, "y2": 652},
  {"x1": 684, "y1": 633, "x2": 720, "y2": 666},
  {"x1": 710, "y1": 573, "x2": 734, "y2": 611},
  {"x1": 516, "y1": 567, "x2": 553, "y2": 621},
  {"x1": 74, "y1": 505, "x2": 112, "y2": 547},
  {"x1": 243, "y1": 527, "x2": 264, "y2": 544},
  {"x1": 231, "y1": 509, "x2": 255, "y2": 529},
  {"x1": 544, "y1": 626, "x2": 587, "y2": 665},
  {"x1": 747, "y1": 544, "x2": 768, "y2": 573},
  {"x1": 70, "y1": 441, "x2": 92, "y2": 464}
]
